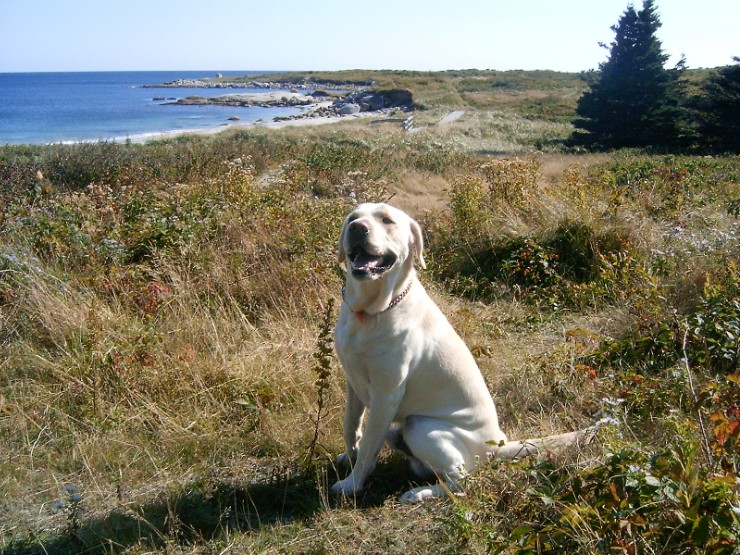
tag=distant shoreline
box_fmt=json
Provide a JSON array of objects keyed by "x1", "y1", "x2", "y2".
[
  {"x1": 133, "y1": 84, "x2": 415, "y2": 143},
  {"x1": 143, "y1": 77, "x2": 368, "y2": 92},
  {"x1": 163, "y1": 91, "x2": 318, "y2": 108}
]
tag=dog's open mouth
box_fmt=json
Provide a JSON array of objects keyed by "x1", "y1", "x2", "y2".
[{"x1": 349, "y1": 246, "x2": 397, "y2": 278}]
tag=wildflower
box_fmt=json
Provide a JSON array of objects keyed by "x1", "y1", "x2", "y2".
[{"x1": 593, "y1": 416, "x2": 620, "y2": 431}]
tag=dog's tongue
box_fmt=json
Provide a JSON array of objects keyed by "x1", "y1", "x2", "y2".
[{"x1": 354, "y1": 251, "x2": 382, "y2": 269}]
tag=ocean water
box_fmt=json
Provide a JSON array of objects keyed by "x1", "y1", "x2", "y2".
[{"x1": 0, "y1": 71, "x2": 308, "y2": 145}]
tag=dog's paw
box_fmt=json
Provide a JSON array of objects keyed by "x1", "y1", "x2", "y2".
[
  {"x1": 331, "y1": 475, "x2": 364, "y2": 497},
  {"x1": 400, "y1": 486, "x2": 436, "y2": 503},
  {"x1": 399, "y1": 483, "x2": 464, "y2": 503}
]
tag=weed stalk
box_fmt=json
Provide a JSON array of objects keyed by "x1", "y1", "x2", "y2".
[{"x1": 305, "y1": 298, "x2": 335, "y2": 466}]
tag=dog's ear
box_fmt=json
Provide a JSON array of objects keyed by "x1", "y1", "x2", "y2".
[
  {"x1": 410, "y1": 218, "x2": 426, "y2": 269},
  {"x1": 337, "y1": 218, "x2": 348, "y2": 264}
]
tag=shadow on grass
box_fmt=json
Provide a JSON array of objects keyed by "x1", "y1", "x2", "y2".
[{"x1": 4, "y1": 456, "x2": 417, "y2": 555}]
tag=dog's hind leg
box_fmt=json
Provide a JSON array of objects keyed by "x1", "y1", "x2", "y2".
[
  {"x1": 396, "y1": 416, "x2": 472, "y2": 503},
  {"x1": 386, "y1": 424, "x2": 438, "y2": 481}
]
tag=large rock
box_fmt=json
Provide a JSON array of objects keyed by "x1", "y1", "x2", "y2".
[
  {"x1": 365, "y1": 95, "x2": 386, "y2": 111},
  {"x1": 338, "y1": 103, "x2": 361, "y2": 115}
]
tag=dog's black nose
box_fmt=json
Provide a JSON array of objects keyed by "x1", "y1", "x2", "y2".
[{"x1": 348, "y1": 220, "x2": 369, "y2": 242}]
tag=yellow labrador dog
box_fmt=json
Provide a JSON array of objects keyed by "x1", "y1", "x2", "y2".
[{"x1": 332, "y1": 203, "x2": 591, "y2": 503}]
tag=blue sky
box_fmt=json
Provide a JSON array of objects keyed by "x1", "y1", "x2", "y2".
[{"x1": 1, "y1": 0, "x2": 737, "y2": 73}]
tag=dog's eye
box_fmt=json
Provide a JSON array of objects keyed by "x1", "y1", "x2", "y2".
[{"x1": 382, "y1": 217, "x2": 394, "y2": 225}]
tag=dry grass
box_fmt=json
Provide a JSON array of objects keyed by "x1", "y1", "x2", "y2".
[{"x1": 1, "y1": 87, "x2": 738, "y2": 553}]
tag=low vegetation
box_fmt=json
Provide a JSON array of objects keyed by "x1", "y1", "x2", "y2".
[{"x1": 1, "y1": 70, "x2": 738, "y2": 554}]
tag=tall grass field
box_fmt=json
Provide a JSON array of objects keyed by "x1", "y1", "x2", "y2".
[{"x1": 1, "y1": 70, "x2": 738, "y2": 554}]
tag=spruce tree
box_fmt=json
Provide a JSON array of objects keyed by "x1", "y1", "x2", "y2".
[
  {"x1": 696, "y1": 58, "x2": 740, "y2": 153},
  {"x1": 572, "y1": 1, "x2": 682, "y2": 150}
]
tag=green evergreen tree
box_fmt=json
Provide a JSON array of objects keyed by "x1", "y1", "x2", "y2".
[
  {"x1": 696, "y1": 58, "x2": 740, "y2": 153},
  {"x1": 571, "y1": 1, "x2": 683, "y2": 150}
]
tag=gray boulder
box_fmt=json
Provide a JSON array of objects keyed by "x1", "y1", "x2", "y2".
[
  {"x1": 366, "y1": 95, "x2": 385, "y2": 111},
  {"x1": 338, "y1": 103, "x2": 361, "y2": 115}
]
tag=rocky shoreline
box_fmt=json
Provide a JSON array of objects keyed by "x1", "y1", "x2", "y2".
[
  {"x1": 165, "y1": 91, "x2": 317, "y2": 108},
  {"x1": 155, "y1": 84, "x2": 415, "y2": 125},
  {"x1": 143, "y1": 77, "x2": 367, "y2": 92},
  {"x1": 272, "y1": 88, "x2": 414, "y2": 123}
]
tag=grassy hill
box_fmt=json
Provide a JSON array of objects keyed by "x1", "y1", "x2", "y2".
[
  {"x1": 244, "y1": 68, "x2": 587, "y2": 119},
  {"x1": 1, "y1": 71, "x2": 738, "y2": 554}
]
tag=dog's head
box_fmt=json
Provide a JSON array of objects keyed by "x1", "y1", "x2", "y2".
[{"x1": 338, "y1": 203, "x2": 426, "y2": 281}]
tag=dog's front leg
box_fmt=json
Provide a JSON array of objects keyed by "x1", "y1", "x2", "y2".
[
  {"x1": 331, "y1": 390, "x2": 402, "y2": 497},
  {"x1": 336, "y1": 382, "x2": 364, "y2": 465}
]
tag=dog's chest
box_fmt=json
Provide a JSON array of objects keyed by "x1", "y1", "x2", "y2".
[
  {"x1": 335, "y1": 310, "x2": 412, "y2": 385},
  {"x1": 335, "y1": 312, "x2": 400, "y2": 358},
  {"x1": 335, "y1": 322, "x2": 409, "y2": 406}
]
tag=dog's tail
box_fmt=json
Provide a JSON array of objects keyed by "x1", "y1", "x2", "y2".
[{"x1": 489, "y1": 427, "x2": 596, "y2": 461}]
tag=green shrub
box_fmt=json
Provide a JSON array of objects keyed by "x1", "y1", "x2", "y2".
[
  {"x1": 459, "y1": 431, "x2": 739, "y2": 554},
  {"x1": 588, "y1": 155, "x2": 740, "y2": 218},
  {"x1": 498, "y1": 237, "x2": 560, "y2": 289},
  {"x1": 688, "y1": 266, "x2": 740, "y2": 374},
  {"x1": 544, "y1": 221, "x2": 627, "y2": 284},
  {"x1": 591, "y1": 265, "x2": 739, "y2": 378},
  {"x1": 430, "y1": 217, "x2": 629, "y2": 304}
]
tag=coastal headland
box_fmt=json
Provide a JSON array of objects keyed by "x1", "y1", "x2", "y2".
[
  {"x1": 143, "y1": 77, "x2": 366, "y2": 91},
  {"x1": 145, "y1": 76, "x2": 414, "y2": 126}
]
